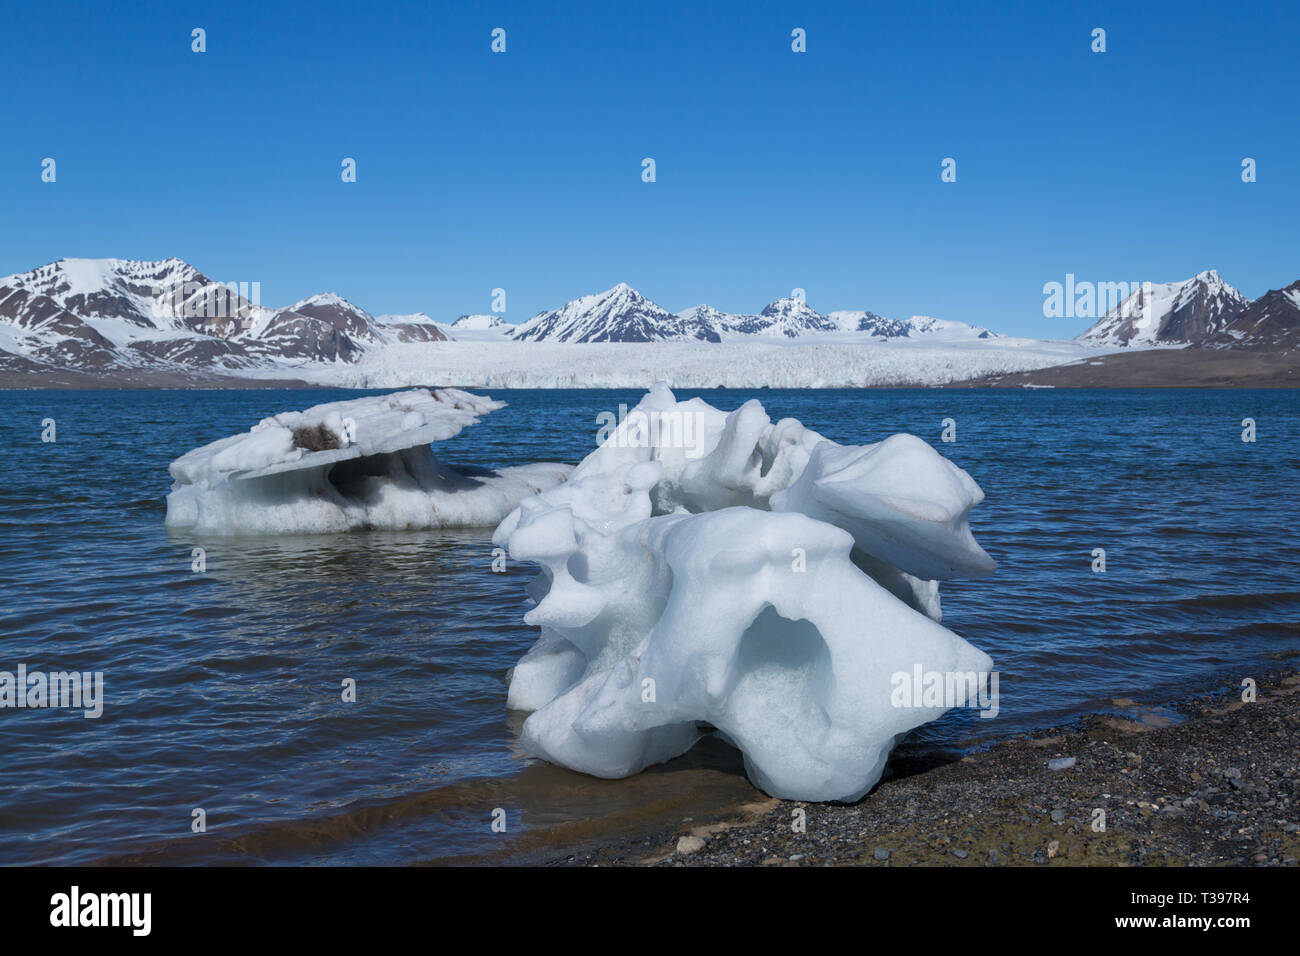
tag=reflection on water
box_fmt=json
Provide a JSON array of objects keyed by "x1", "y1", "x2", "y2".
[{"x1": 1, "y1": 387, "x2": 1297, "y2": 864}]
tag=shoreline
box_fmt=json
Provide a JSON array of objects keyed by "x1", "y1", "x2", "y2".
[
  {"x1": 949, "y1": 346, "x2": 1297, "y2": 388},
  {"x1": 527, "y1": 665, "x2": 1300, "y2": 867}
]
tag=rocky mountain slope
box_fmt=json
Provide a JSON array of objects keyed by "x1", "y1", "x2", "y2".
[
  {"x1": 0, "y1": 258, "x2": 447, "y2": 374},
  {"x1": 1207, "y1": 280, "x2": 1300, "y2": 348},
  {"x1": 1076, "y1": 271, "x2": 1254, "y2": 347}
]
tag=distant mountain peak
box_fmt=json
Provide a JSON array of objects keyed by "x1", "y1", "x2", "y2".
[
  {"x1": 289, "y1": 291, "x2": 357, "y2": 311},
  {"x1": 511, "y1": 283, "x2": 719, "y2": 343},
  {"x1": 450, "y1": 313, "x2": 505, "y2": 329},
  {"x1": 760, "y1": 295, "x2": 817, "y2": 315},
  {"x1": 1077, "y1": 270, "x2": 1250, "y2": 347},
  {"x1": 729, "y1": 296, "x2": 837, "y2": 338}
]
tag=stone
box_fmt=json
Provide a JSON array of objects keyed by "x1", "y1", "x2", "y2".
[{"x1": 675, "y1": 835, "x2": 706, "y2": 855}]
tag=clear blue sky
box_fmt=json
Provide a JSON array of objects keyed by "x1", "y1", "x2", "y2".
[{"x1": 2, "y1": 0, "x2": 1295, "y2": 337}]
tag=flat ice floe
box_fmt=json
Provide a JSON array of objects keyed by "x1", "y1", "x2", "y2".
[
  {"x1": 494, "y1": 384, "x2": 996, "y2": 802},
  {"x1": 166, "y1": 388, "x2": 570, "y2": 534}
]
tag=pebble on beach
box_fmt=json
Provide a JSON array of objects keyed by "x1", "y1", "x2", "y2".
[{"x1": 675, "y1": 835, "x2": 706, "y2": 855}]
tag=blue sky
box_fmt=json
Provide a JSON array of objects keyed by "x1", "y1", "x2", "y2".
[{"x1": 2, "y1": 0, "x2": 1296, "y2": 337}]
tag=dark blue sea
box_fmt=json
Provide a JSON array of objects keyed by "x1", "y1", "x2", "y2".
[{"x1": 1, "y1": 387, "x2": 1297, "y2": 865}]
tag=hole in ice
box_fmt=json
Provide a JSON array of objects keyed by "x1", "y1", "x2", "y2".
[
  {"x1": 729, "y1": 605, "x2": 833, "y2": 722},
  {"x1": 326, "y1": 454, "x2": 392, "y2": 500},
  {"x1": 565, "y1": 551, "x2": 590, "y2": 582}
]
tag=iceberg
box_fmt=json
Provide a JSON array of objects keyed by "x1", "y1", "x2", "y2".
[
  {"x1": 494, "y1": 384, "x2": 996, "y2": 802},
  {"x1": 165, "y1": 388, "x2": 571, "y2": 534}
]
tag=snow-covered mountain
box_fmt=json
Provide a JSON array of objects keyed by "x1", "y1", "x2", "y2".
[
  {"x1": 894, "y1": 315, "x2": 999, "y2": 340},
  {"x1": 724, "y1": 297, "x2": 842, "y2": 338},
  {"x1": 1208, "y1": 280, "x2": 1300, "y2": 348},
  {"x1": 371, "y1": 311, "x2": 452, "y2": 343},
  {"x1": 450, "y1": 313, "x2": 507, "y2": 331},
  {"x1": 671, "y1": 304, "x2": 729, "y2": 337},
  {"x1": 671, "y1": 301, "x2": 822, "y2": 341},
  {"x1": 511, "y1": 284, "x2": 996, "y2": 344},
  {"x1": 0, "y1": 257, "x2": 263, "y2": 370},
  {"x1": 1076, "y1": 271, "x2": 1251, "y2": 347},
  {"x1": 437, "y1": 313, "x2": 512, "y2": 342},
  {"x1": 511, "y1": 283, "x2": 720, "y2": 343},
  {"x1": 827, "y1": 310, "x2": 911, "y2": 337},
  {"x1": 0, "y1": 258, "x2": 447, "y2": 373}
]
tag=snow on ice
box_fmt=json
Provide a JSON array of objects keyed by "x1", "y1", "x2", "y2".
[
  {"x1": 165, "y1": 388, "x2": 570, "y2": 534},
  {"x1": 290, "y1": 337, "x2": 1097, "y2": 390},
  {"x1": 493, "y1": 384, "x2": 996, "y2": 802}
]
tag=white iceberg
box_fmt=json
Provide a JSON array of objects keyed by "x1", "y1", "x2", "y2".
[
  {"x1": 166, "y1": 388, "x2": 570, "y2": 534},
  {"x1": 494, "y1": 384, "x2": 996, "y2": 802}
]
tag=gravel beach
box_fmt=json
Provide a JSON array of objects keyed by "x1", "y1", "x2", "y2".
[{"x1": 546, "y1": 668, "x2": 1300, "y2": 867}]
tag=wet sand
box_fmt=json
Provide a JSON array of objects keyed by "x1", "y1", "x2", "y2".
[{"x1": 537, "y1": 667, "x2": 1300, "y2": 867}]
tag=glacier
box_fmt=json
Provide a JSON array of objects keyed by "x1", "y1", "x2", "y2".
[
  {"x1": 165, "y1": 388, "x2": 570, "y2": 534},
  {"x1": 283, "y1": 337, "x2": 1101, "y2": 390},
  {"x1": 493, "y1": 384, "x2": 997, "y2": 802}
]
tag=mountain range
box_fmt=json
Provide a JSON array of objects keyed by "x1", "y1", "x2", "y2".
[
  {"x1": 0, "y1": 258, "x2": 998, "y2": 378},
  {"x1": 0, "y1": 258, "x2": 448, "y2": 375},
  {"x1": 1, "y1": 257, "x2": 1295, "y2": 385},
  {"x1": 507, "y1": 282, "x2": 996, "y2": 344}
]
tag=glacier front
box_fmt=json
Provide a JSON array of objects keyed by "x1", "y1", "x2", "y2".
[
  {"x1": 166, "y1": 388, "x2": 571, "y2": 534},
  {"x1": 493, "y1": 384, "x2": 996, "y2": 802}
]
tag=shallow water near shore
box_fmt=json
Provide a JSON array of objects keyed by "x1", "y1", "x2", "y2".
[{"x1": 1, "y1": 387, "x2": 1298, "y2": 865}]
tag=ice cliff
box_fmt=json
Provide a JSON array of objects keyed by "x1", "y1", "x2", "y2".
[
  {"x1": 493, "y1": 384, "x2": 996, "y2": 802},
  {"x1": 165, "y1": 388, "x2": 570, "y2": 534}
]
